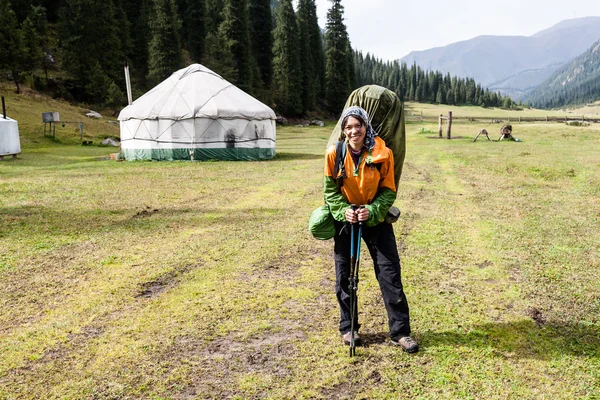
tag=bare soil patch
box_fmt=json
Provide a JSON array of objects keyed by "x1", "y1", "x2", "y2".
[
  {"x1": 135, "y1": 262, "x2": 199, "y2": 299},
  {"x1": 527, "y1": 307, "x2": 546, "y2": 327},
  {"x1": 133, "y1": 206, "x2": 160, "y2": 218}
]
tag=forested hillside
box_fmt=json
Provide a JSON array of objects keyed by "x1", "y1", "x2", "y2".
[
  {"x1": 399, "y1": 17, "x2": 600, "y2": 100},
  {"x1": 524, "y1": 39, "x2": 600, "y2": 109},
  {"x1": 354, "y1": 54, "x2": 517, "y2": 109},
  {"x1": 0, "y1": 0, "x2": 516, "y2": 116}
]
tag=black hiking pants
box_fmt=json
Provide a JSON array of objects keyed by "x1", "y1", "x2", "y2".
[{"x1": 333, "y1": 220, "x2": 411, "y2": 339}]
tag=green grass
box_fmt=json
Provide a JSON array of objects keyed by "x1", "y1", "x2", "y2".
[
  {"x1": 1, "y1": 89, "x2": 600, "y2": 399},
  {"x1": 405, "y1": 101, "x2": 600, "y2": 119}
]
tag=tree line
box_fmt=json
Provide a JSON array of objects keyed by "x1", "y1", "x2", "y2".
[
  {"x1": 0, "y1": 0, "x2": 517, "y2": 116},
  {"x1": 527, "y1": 78, "x2": 600, "y2": 109},
  {"x1": 354, "y1": 52, "x2": 520, "y2": 109}
]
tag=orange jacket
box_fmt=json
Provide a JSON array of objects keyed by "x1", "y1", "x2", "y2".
[{"x1": 324, "y1": 136, "x2": 397, "y2": 226}]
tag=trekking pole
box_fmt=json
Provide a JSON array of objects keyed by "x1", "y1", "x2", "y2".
[
  {"x1": 351, "y1": 206, "x2": 365, "y2": 357},
  {"x1": 348, "y1": 204, "x2": 358, "y2": 357}
]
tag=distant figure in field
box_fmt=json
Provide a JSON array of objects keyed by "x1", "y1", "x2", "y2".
[
  {"x1": 473, "y1": 128, "x2": 491, "y2": 142},
  {"x1": 499, "y1": 124, "x2": 520, "y2": 141}
]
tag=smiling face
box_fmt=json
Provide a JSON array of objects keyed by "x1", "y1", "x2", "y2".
[{"x1": 343, "y1": 116, "x2": 366, "y2": 151}]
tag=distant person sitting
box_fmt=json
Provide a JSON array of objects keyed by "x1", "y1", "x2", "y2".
[{"x1": 499, "y1": 124, "x2": 521, "y2": 142}]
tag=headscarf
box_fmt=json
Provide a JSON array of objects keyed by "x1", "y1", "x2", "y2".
[{"x1": 340, "y1": 106, "x2": 377, "y2": 151}]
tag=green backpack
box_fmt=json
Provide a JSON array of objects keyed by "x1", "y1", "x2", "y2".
[{"x1": 327, "y1": 85, "x2": 406, "y2": 187}]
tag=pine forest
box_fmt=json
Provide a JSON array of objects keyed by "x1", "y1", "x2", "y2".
[{"x1": 0, "y1": 0, "x2": 519, "y2": 116}]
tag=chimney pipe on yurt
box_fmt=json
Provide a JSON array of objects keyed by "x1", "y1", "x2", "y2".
[{"x1": 124, "y1": 62, "x2": 133, "y2": 106}]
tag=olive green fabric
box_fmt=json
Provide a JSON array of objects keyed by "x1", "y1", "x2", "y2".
[
  {"x1": 327, "y1": 85, "x2": 406, "y2": 188},
  {"x1": 308, "y1": 204, "x2": 335, "y2": 240}
]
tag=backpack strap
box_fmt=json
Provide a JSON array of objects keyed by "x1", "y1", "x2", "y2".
[{"x1": 333, "y1": 140, "x2": 347, "y2": 188}]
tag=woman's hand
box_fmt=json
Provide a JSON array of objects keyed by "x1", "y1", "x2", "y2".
[
  {"x1": 345, "y1": 207, "x2": 357, "y2": 223},
  {"x1": 357, "y1": 207, "x2": 369, "y2": 222},
  {"x1": 345, "y1": 206, "x2": 369, "y2": 223}
]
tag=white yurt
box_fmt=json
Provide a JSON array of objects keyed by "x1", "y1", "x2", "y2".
[
  {"x1": 118, "y1": 64, "x2": 276, "y2": 161},
  {"x1": 0, "y1": 116, "x2": 21, "y2": 158}
]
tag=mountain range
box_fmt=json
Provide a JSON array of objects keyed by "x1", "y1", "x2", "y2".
[
  {"x1": 399, "y1": 17, "x2": 600, "y2": 100},
  {"x1": 522, "y1": 38, "x2": 600, "y2": 108}
]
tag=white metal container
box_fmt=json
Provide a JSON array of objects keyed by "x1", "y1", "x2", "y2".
[{"x1": 0, "y1": 117, "x2": 21, "y2": 157}]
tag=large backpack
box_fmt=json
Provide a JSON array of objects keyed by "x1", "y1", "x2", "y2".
[{"x1": 327, "y1": 85, "x2": 406, "y2": 188}]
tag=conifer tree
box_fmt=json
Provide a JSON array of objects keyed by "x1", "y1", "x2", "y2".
[
  {"x1": 446, "y1": 88, "x2": 454, "y2": 105},
  {"x1": 0, "y1": 0, "x2": 24, "y2": 93},
  {"x1": 204, "y1": 30, "x2": 238, "y2": 82},
  {"x1": 86, "y1": 62, "x2": 111, "y2": 104},
  {"x1": 408, "y1": 81, "x2": 415, "y2": 101},
  {"x1": 435, "y1": 87, "x2": 443, "y2": 104},
  {"x1": 24, "y1": 6, "x2": 50, "y2": 80},
  {"x1": 220, "y1": 0, "x2": 253, "y2": 92},
  {"x1": 59, "y1": 0, "x2": 124, "y2": 98},
  {"x1": 21, "y1": 10, "x2": 45, "y2": 84},
  {"x1": 324, "y1": 0, "x2": 351, "y2": 112},
  {"x1": 6, "y1": 0, "x2": 34, "y2": 22},
  {"x1": 305, "y1": 0, "x2": 324, "y2": 99},
  {"x1": 388, "y1": 60, "x2": 399, "y2": 93},
  {"x1": 184, "y1": 0, "x2": 207, "y2": 62},
  {"x1": 123, "y1": 0, "x2": 151, "y2": 84},
  {"x1": 147, "y1": 0, "x2": 182, "y2": 84},
  {"x1": 272, "y1": 0, "x2": 302, "y2": 115},
  {"x1": 202, "y1": 0, "x2": 231, "y2": 78},
  {"x1": 114, "y1": 0, "x2": 132, "y2": 61},
  {"x1": 206, "y1": 0, "x2": 224, "y2": 32},
  {"x1": 347, "y1": 42, "x2": 356, "y2": 90},
  {"x1": 249, "y1": 0, "x2": 272, "y2": 88},
  {"x1": 41, "y1": 0, "x2": 61, "y2": 22},
  {"x1": 297, "y1": 0, "x2": 316, "y2": 110}
]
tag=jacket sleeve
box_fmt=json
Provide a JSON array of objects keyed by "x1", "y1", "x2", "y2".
[
  {"x1": 324, "y1": 176, "x2": 351, "y2": 222},
  {"x1": 364, "y1": 188, "x2": 396, "y2": 226},
  {"x1": 323, "y1": 147, "x2": 350, "y2": 222},
  {"x1": 365, "y1": 149, "x2": 397, "y2": 226}
]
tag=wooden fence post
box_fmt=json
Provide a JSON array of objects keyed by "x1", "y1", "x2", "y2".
[
  {"x1": 438, "y1": 114, "x2": 443, "y2": 138},
  {"x1": 446, "y1": 111, "x2": 452, "y2": 139}
]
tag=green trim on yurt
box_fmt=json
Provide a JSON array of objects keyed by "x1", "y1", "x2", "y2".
[{"x1": 121, "y1": 148, "x2": 276, "y2": 161}]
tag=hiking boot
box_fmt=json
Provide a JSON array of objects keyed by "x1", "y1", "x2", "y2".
[
  {"x1": 342, "y1": 331, "x2": 361, "y2": 346},
  {"x1": 391, "y1": 336, "x2": 419, "y2": 353}
]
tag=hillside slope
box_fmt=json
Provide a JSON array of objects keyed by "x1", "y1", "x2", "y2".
[
  {"x1": 399, "y1": 17, "x2": 600, "y2": 99},
  {"x1": 523, "y1": 39, "x2": 600, "y2": 108},
  {"x1": 0, "y1": 83, "x2": 120, "y2": 147}
]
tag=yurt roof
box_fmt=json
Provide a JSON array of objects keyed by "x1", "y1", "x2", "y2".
[{"x1": 118, "y1": 64, "x2": 275, "y2": 122}]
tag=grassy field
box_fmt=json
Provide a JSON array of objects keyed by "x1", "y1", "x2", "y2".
[
  {"x1": 1, "y1": 90, "x2": 600, "y2": 399},
  {"x1": 568, "y1": 100, "x2": 600, "y2": 117},
  {"x1": 404, "y1": 101, "x2": 600, "y2": 119}
]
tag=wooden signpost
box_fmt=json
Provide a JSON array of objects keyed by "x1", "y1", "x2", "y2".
[{"x1": 438, "y1": 112, "x2": 453, "y2": 139}]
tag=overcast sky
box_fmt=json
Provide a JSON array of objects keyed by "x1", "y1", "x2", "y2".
[{"x1": 310, "y1": 0, "x2": 600, "y2": 61}]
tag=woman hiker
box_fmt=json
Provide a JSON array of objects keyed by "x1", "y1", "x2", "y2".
[{"x1": 323, "y1": 106, "x2": 418, "y2": 353}]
